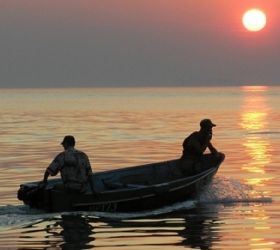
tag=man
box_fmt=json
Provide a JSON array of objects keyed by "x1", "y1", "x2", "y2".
[
  {"x1": 40, "y1": 135, "x2": 98, "y2": 195},
  {"x1": 180, "y1": 119, "x2": 220, "y2": 176}
]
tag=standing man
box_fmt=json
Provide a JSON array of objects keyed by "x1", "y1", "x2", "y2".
[
  {"x1": 40, "y1": 135, "x2": 98, "y2": 195},
  {"x1": 180, "y1": 119, "x2": 220, "y2": 176}
]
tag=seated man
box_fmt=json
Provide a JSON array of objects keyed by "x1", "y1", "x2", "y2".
[
  {"x1": 180, "y1": 119, "x2": 220, "y2": 176},
  {"x1": 40, "y1": 135, "x2": 98, "y2": 195}
]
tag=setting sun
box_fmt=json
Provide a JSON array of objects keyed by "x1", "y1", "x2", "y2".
[{"x1": 242, "y1": 9, "x2": 266, "y2": 32}]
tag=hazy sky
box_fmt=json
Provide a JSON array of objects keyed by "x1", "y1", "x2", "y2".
[{"x1": 1, "y1": 0, "x2": 280, "y2": 88}]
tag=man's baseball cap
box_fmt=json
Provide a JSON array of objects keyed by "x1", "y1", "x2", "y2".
[
  {"x1": 200, "y1": 119, "x2": 216, "y2": 128},
  {"x1": 61, "y1": 135, "x2": 75, "y2": 145}
]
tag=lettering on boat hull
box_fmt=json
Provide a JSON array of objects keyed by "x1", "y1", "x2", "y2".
[{"x1": 89, "y1": 202, "x2": 118, "y2": 212}]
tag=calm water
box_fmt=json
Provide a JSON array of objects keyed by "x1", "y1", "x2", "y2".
[{"x1": 0, "y1": 86, "x2": 279, "y2": 249}]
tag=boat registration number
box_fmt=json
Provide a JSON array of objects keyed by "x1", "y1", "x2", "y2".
[{"x1": 89, "y1": 202, "x2": 118, "y2": 212}]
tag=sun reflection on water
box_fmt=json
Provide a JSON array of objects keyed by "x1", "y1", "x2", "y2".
[{"x1": 240, "y1": 86, "x2": 273, "y2": 184}]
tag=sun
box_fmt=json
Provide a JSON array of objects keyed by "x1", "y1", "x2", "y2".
[{"x1": 242, "y1": 9, "x2": 266, "y2": 32}]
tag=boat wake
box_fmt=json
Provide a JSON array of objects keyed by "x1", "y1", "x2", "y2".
[
  {"x1": 198, "y1": 176, "x2": 273, "y2": 204},
  {"x1": 0, "y1": 176, "x2": 272, "y2": 229},
  {"x1": 0, "y1": 205, "x2": 51, "y2": 230}
]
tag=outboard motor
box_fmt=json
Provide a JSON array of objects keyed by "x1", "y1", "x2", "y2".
[{"x1": 17, "y1": 183, "x2": 42, "y2": 209}]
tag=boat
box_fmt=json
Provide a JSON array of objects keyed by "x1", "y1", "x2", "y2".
[{"x1": 17, "y1": 153, "x2": 225, "y2": 213}]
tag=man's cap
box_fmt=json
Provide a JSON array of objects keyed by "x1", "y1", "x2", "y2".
[
  {"x1": 200, "y1": 119, "x2": 216, "y2": 128},
  {"x1": 61, "y1": 135, "x2": 75, "y2": 145}
]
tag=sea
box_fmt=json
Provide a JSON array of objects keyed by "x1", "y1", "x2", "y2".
[{"x1": 0, "y1": 86, "x2": 279, "y2": 250}]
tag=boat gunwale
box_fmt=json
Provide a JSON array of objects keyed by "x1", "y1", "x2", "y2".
[{"x1": 71, "y1": 167, "x2": 219, "y2": 207}]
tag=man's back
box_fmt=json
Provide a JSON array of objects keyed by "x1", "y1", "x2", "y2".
[{"x1": 48, "y1": 147, "x2": 93, "y2": 193}]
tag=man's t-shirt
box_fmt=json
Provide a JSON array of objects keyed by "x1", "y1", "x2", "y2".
[{"x1": 47, "y1": 147, "x2": 92, "y2": 193}]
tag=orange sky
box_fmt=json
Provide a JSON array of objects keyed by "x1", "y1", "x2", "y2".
[{"x1": 1, "y1": 0, "x2": 280, "y2": 88}]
